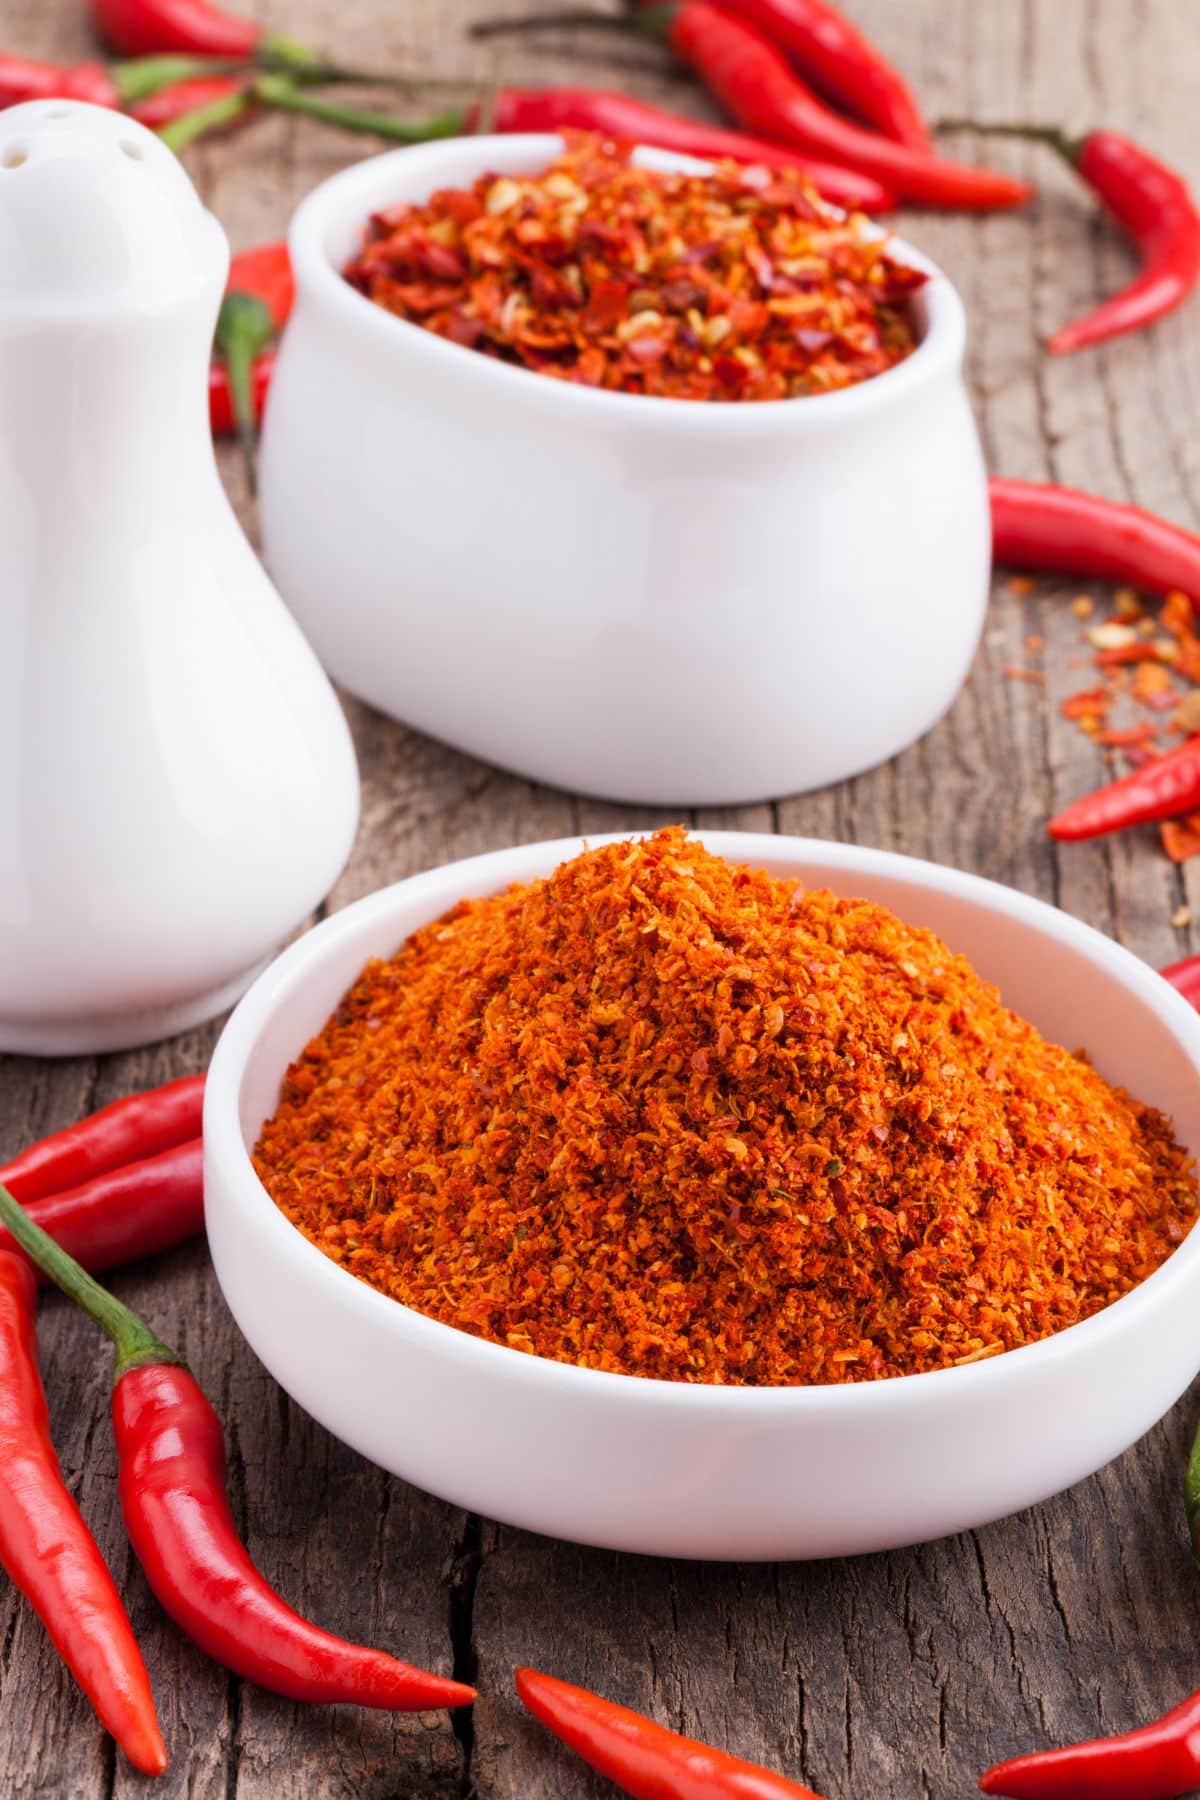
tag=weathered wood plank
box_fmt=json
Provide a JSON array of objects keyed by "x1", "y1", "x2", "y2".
[{"x1": 2, "y1": 0, "x2": 1200, "y2": 1792}]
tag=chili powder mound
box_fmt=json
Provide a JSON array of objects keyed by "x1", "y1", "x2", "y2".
[
  {"x1": 254, "y1": 829, "x2": 1197, "y2": 1386},
  {"x1": 342, "y1": 134, "x2": 924, "y2": 401}
]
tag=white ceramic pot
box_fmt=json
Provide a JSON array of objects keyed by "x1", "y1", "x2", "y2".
[
  {"x1": 259, "y1": 137, "x2": 990, "y2": 808},
  {"x1": 205, "y1": 833, "x2": 1200, "y2": 1562},
  {"x1": 0, "y1": 103, "x2": 359, "y2": 1055}
]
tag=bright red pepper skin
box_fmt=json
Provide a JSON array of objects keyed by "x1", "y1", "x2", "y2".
[
  {"x1": 516, "y1": 1667, "x2": 828, "y2": 1799},
  {"x1": 210, "y1": 347, "x2": 276, "y2": 434},
  {"x1": 990, "y1": 477, "x2": 1200, "y2": 606},
  {"x1": 91, "y1": 0, "x2": 261, "y2": 59},
  {"x1": 681, "y1": 0, "x2": 931, "y2": 148},
  {"x1": 980, "y1": 1690, "x2": 1200, "y2": 1799},
  {"x1": 1049, "y1": 132, "x2": 1200, "y2": 355},
  {"x1": 129, "y1": 70, "x2": 245, "y2": 128},
  {"x1": 492, "y1": 86, "x2": 895, "y2": 210},
  {"x1": 1161, "y1": 954, "x2": 1200, "y2": 1008},
  {"x1": 0, "y1": 53, "x2": 120, "y2": 109},
  {"x1": 0, "y1": 1075, "x2": 205, "y2": 1205},
  {"x1": 0, "y1": 1251, "x2": 166, "y2": 1776},
  {"x1": 0, "y1": 1139, "x2": 204, "y2": 1281},
  {"x1": 666, "y1": 0, "x2": 1031, "y2": 210},
  {"x1": 1048, "y1": 739, "x2": 1200, "y2": 841},
  {"x1": 227, "y1": 241, "x2": 295, "y2": 329},
  {"x1": 113, "y1": 1363, "x2": 475, "y2": 1709}
]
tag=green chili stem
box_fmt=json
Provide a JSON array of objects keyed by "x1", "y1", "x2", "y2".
[
  {"x1": 1187, "y1": 1411, "x2": 1200, "y2": 1570},
  {"x1": 159, "y1": 88, "x2": 255, "y2": 153},
  {"x1": 215, "y1": 291, "x2": 274, "y2": 494},
  {"x1": 252, "y1": 73, "x2": 470, "y2": 141},
  {"x1": 112, "y1": 52, "x2": 244, "y2": 104},
  {"x1": 934, "y1": 119, "x2": 1080, "y2": 165},
  {"x1": 0, "y1": 1183, "x2": 183, "y2": 1381},
  {"x1": 469, "y1": 9, "x2": 630, "y2": 37}
]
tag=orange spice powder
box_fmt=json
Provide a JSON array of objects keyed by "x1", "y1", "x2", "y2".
[{"x1": 253, "y1": 830, "x2": 1196, "y2": 1386}]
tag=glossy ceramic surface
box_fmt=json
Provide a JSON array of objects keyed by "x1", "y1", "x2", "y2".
[
  {"x1": 260, "y1": 136, "x2": 991, "y2": 807},
  {"x1": 205, "y1": 833, "x2": 1200, "y2": 1561},
  {"x1": 0, "y1": 102, "x2": 360, "y2": 1054}
]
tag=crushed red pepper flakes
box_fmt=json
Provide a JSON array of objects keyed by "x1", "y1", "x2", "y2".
[
  {"x1": 1162, "y1": 813, "x2": 1200, "y2": 863},
  {"x1": 342, "y1": 135, "x2": 925, "y2": 402},
  {"x1": 254, "y1": 829, "x2": 1196, "y2": 1387}
]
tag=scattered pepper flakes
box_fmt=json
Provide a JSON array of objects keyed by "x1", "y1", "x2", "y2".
[
  {"x1": 1114, "y1": 588, "x2": 1144, "y2": 618},
  {"x1": 1171, "y1": 904, "x2": 1192, "y2": 929},
  {"x1": 1162, "y1": 813, "x2": 1200, "y2": 863},
  {"x1": 1089, "y1": 622, "x2": 1137, "y2": 651},
  {"x1": 1008, "y1": 575, "x2": 1036, "y2": 598},
  {"x1": 254, "y1": 830, "x2": 1197, "y2": 1387},
  {"x1": 342, "y1": 135, "x2": 926, "y2": 402},
  {"x1": 1061, "y1": 688, "x2": 1113, "y2": 720},
  {"x1": 1003, "y1": 665, "x2": 1046, "y2": 684},
  {"x1": 1070, "y1": 594, "x2": 1095, "y2": 618},
  {"x1": 1095, "y1": 721, "x2": 1158, "y2": 747},
  {"x1": 1176, "y1": 690, "x2": 1200, "y2": 736},
  {"x1": 1025, "y1": 633, "x2": 1045, "y2": 653}
]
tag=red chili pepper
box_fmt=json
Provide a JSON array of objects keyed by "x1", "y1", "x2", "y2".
[
  {"x1": 659, "y1": 1, "x2": 1031, "y2": 209},
  {"x1": 92, "y1": 0, "x2": 263, "y2": 59},
  {"x1": 0, "y1": 1249, "x2": 166, "y2": 1775},
  {"x1": 990, "y1": 477, "x2": 1200, "y2": 607},
  {"x1": 1049, "y1": 132, "x2": 1200, "y2": 353},
  {"x1": 516, "y1": 1667, "x2": 829, "y2": 1799},
  {"x1": 0, "y1": 1074, "x2": 204, "y2": 1205},
  {"x1": 129, "y1": 70, "x2": 246, "y2": 129},
  {"x1": 0, "y1": 1139, "x2": 204, "y2": 1281},
  {"x1": 209, "y1": 349, "x2": 276, "y2": 436},
  {"x1": 648, "y1": 0, "x2": 931, "y2": 148},
  {"x1": 1047, "y1": 738, "x2": 1200, "y2": 842},
  {"x1": 492, "y1": 86, "x2": 895, "y2": 210},
  {"x1": 0, "y1": 1183, "x2": 475, "y2": 1715},
  {"x1": 0, "y1": 52, "x2": 119, "y2": 107},
  {"x1": 1161, "y1": 954, "x2": 1200, "y2": 1009},
  {"x1": 227, "y1": 240, "x2": 295, "y2": 329},
  {"x1": 941, "y1": 122, "x2": 1200, "y2": 353},
  {"x1": 980, "y1": 1691, "x2": 1200, "y2": 1798}
]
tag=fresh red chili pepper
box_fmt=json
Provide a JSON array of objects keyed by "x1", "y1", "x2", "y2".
[
  {"x1": 93, "y1": 0, "x2": 264, "y2": 60},
  {"x1": 516, "y1": 1667, "x2": 828, "y2": 1799},
  {"x1": 1047, "y1": 738, "x2": 1200, "y2": 842},
  {"x1": 642, "y1": 0, "x2": 931, "y2": 148},
  {"x1": 942, "y1": 122, "x2": 1200, "y2": 353},
  {"x1": 990, "y1": 478, "x2": 1200, "y2": 606},
  {"x1": 1161, "y1": 954, "x2": 1200, "y2": 1009},
  {"x1": 0, "y1": 1139, "x2": 204, "y2": 1281},
  {"x1": 0, "y1": 1249, "x2": 166, "y2": 1775},
  {"x1": 227, "y1": 240, "x2": 295, "y2": 329},
  {"x1": 129, "y1": 70, "x2": 246, "y2": 130},
  {"x1": 0, "y1": 1074, "x2": 204, "y2": 1205},
  {"x1": 209, "y1": 349, "x2": 275, "y2": 436},
  {"x1": 0, "y1": 52, "x2": 119, "y2": 107},
  {"x1": 492, "y1": 86, "x2": 895, "y2": 210},
  {"x1": 980, "y1": 1691, "x2": 1200, "y2": 1798},
  {"x1": 0, "y1": 1182, "x2": 475, "y2": 1715}
]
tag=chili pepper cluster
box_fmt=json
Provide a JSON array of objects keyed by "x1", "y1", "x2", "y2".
[{"x1": 344, "y1": 137, "x2": 925, "y2": 400}]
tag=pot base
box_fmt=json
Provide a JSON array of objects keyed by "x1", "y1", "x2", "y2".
[{"x1": 0, "y1": 959, "x2": 271, "y2": 1058}]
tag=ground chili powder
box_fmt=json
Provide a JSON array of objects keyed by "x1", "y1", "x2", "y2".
[
  {"x1": 254, "y1": 830, "x2": 1196, "y2": 1385},
  {"x1": 342, "y1": 135, "x2": 924, "y2": 401}
]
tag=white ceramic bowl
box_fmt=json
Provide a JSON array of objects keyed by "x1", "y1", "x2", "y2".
[
  {"x1": 259, "y1": 137, "x2": 990, "y2": 807},
  {"x1": 205, "y1": 833, "x2": 1200, "y2": 1562}
]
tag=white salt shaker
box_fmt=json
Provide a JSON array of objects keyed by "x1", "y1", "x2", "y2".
[{"x1": 0, "y1": 102, "x2": 360, "y2": 1055}]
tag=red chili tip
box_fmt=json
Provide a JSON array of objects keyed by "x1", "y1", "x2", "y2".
[
  {"x1": 419, "y1": 1673, "x2": 476, "y2": 1709},
  {"x1": 128, "y1": 1728, "x2": 169, "y2": 1778}
]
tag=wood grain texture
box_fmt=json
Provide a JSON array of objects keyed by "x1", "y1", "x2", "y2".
[{"x1": 2, "y1": 0, "x2": 1200, "y2": 1792}]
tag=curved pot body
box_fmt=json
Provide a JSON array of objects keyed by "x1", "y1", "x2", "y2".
[
  {"x1": 261, "y1": 135, "x2": 989, "y2": 807},
  {"x1": 0, "y1": 103, "x2": 359, "y2": 1054}
]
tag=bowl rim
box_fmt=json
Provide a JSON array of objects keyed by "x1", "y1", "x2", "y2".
[
  {"x1": 283, "y1": 132, "x2": 966, "y2": 436},
  {"x1": 205, "y1": 830, "x2": 1200, "y2": 1417}
]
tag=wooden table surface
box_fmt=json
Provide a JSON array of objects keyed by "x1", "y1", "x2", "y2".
[{"x1": 5, "y1": 0, "x2": 1200, "y2": 1793}]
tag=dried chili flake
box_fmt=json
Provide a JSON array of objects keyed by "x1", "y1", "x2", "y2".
[
  {"x1": 1162, "y1": 812, "x2": 1200, "y2": 863},
  {"x1": 254, "y1": 830, "x2": 1196, "y2": 1387},
  {"x1": 343, "y1": 136, "x2": 925, "y2": 402}
]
